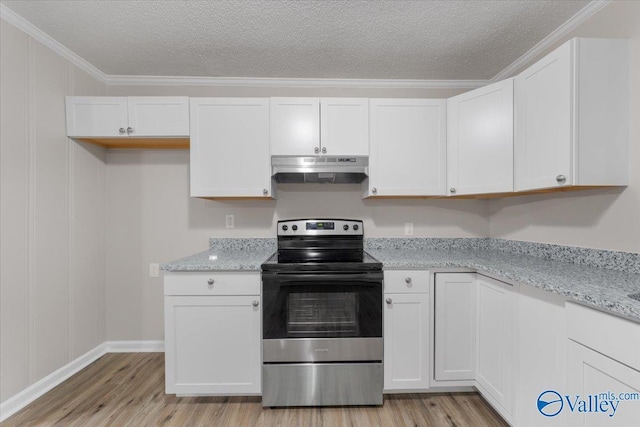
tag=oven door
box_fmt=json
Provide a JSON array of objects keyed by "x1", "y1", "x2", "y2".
[{"x1": 262, "y1": 271, "x2": 383, "y2": 363}]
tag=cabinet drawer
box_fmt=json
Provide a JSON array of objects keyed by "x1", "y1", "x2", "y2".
[
  {"x1": 567, "y1": 302, "x2": 640, "y2": 371},
  {"x1": 384, "y1": 270, "x2": 429, "y2": 294},
  {"x1": 164, "y1": 272, "x2": 260, "y2": 296}
]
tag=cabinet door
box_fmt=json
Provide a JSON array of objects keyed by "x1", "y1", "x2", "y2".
[
  {"x1": 190, "y1": 98, "x2": 272, "y2": 198},
  {"x1": 517, "y1": 286, "x2": 567, "y2": 427},
  {"x1": 384, "y1": 293, "x2": 430, "y2": 391},
  {"x1": 476, "y1": 275, "x2": 515, "y2": 420},
  {"x1": 270, "y1": 97, "x2": 320, "y2": 156},
  {"x1": 320, "y1": 98, "x2": 369, "y2": 156},
  {"x1": 515, "y1": 41, "x2": 573, "y2": 191},
  {"x1": 127, "y1": 97, "x2": 189, "y2": 137},
  {"x1": 164, "y1": 295, "x2": 261, "y2": 395},
  {"x1": 567, "y1": 341, "x2": 640, "y2": 427},
  {"x1": 368, "y1": 99, "x2": 446, "y2": 196},
  {"x1": 447, "y1": 79, "x2": 513, "y2": 196},
  {"x1": 434, "y1": 273, "x2": 476, "y2": 381},
  {"x1": 65, "y1": 96, "x2": 128, "y2": 137}
]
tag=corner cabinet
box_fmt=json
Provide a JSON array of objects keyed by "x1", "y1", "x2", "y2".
[
  {"x1": 515, "y1": 38, "x2": 629, "y2": 191},
  {"x1": 189, "y1": 98, "x2": 273, "y2": 198},
  {"x1": 434, "y1": 273, "x2": 476, "y2": 381},
  {"x1": 365, "y1": 99, "x2": 446, "y2": 197},
  {"x1": 476, "y1": 275, "x2": 516, "y2": 424},
  {"x1": 447, "y1": 79, "x2": 514, "y2": 196},
  {"x1": 383, "y1": 270, "x2": 430, "y2": 391},
  {"x1": 65, "y1": 96, "x2": 190, "y2": 148},
  {"x1": 270, "y1": 97, "x2": 368, "y2": 157},
  {"x1": 164, "y1": 272, "x2": 262, "y2": 395}
]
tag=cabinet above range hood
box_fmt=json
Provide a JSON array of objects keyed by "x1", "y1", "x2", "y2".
[{"x1": 271, "y1": 156, "x2": 368, "y2": 184}]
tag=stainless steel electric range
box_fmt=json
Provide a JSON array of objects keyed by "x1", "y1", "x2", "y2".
[{"x1": 261, "y1": 219, "x2": 383, "y2": 407}]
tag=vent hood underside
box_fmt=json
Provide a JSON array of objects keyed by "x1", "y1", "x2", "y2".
[{"x1": 272, "y1": 156, "x2": 368, "y2": 184}]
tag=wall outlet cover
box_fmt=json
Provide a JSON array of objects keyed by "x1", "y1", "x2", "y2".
[
  {"x1": 149, "y1": 263, "x2": 160, "y2": 278},
  {"x1": 225, "y1": 214, "x2": 235, "y2": 229},
  {"x1": 405, "y1": 222, "x2": 414, "y2": 236}
]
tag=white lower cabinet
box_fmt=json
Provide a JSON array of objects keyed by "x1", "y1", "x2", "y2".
[
  {"x1": 164, "y1": 273, "x2": 261, "y2": 395},
  {"x1": 384, "y1": 270, "x2": 430, "y2": 391},
  {"x1": 434, "y1": 273, "x2": 476, "y2": 381},
  {"x1": 476, "y1": 275, "x2": 516, "y2": 423},
  {"x1": 516, "y1": 286, "x2": 567, "y2": 427},
  {"x1": 565, "y1": 303, "x2": 640, "y2": 427},
  {"x1": 567, "y1": 341, "x2": 640, "y2": 427}
]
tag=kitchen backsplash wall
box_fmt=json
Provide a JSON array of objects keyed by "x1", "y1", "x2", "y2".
[
  {"x1": 489, "y1": 0, "x2": 640, "y2": 254},
  {"x1": 105, "y1": 149, "x2": 490, "y2": 341}
]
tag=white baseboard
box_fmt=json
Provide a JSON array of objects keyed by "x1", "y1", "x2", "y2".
[
  {"x1": 105, "y1": 340, "x2": 165, "y2": 352},
  {"x1": 0, "y1": 340, "x2": 165, "y2": 422},
  {"x1": 0, "y1": 343, "x2": 107, "y2": 422}
]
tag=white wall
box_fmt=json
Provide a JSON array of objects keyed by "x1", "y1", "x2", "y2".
[
  {"x1": 105, "y1": 144, "x2": 490, "y2": 341},
  {"x1": 0, "y1": 19, "x2": 106, "y2": 403},
  {"x1": 489, "y1": 0, "x2": 640, "y2": 253}
]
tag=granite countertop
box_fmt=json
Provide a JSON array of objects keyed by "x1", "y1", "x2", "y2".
[
  {"x1": 162, "y1": 237, "x2": 640, "y2": 323},
  {"x1": 368, "y1": 247, "x2": 640, "y2": 323},
  {"x1": 162, "y1": 238, "x2": 276, "y2": 272}
]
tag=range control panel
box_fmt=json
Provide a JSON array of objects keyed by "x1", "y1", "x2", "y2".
[{"x1": 277, "y1": 219, "x2": 363, "y2": 236}]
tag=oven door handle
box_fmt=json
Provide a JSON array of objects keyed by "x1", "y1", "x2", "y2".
[{"x1": 267, "y1": 273, "x2": 383, "y2": 284}]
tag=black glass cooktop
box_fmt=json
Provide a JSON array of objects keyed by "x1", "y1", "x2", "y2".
[{"x1": 261, "y1": 251, "x2": 382, "y2": 273}]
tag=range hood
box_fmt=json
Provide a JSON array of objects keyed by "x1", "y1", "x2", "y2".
[{"x1": 272, "y1": 156, "x2": 368, "y2": 184}]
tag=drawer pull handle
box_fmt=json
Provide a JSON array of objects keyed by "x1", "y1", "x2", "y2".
[
  {"x1": 386, "y1": 298, "x2": 393, "y2": 305},
  {"x1": 405, "y1": 277, "x2": 412, "y2": 284},
  {"x1": 207, "y1": 278, "x2": 214, "y2": 285},
  {"x1": 252, "y1": 300, "x2": 260, "y2": 307}
]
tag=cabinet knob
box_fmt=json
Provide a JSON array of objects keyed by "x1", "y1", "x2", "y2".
[
  {"x1": 372, "y1": 188, "x2": 377, "y2": 194},
  {"x1": 556, "y1": 175, "x2": 567, "y2": 184},
  {"x1": 126, "y1": 127, "x2": 133, "y2": 135},
  {"x1": 252, "y1": 300, "x2": 260, "y2": 307},
  {"x1": 207, "y1": 278, "x2": 214, "y2": 285},
  {"x1": 263, "y1": 188, "x2": 269, "y2": 195},
  {"x1": 314, "y1": 147, "x2": 320, "y2": 154},
  {"x1": 118, "y1": 128, "x2": 126, "y2": 134},
  {"x1": 321, "y1": 147, "x2": 327, "y2": 154},
  {"x1": 405, "y1": 277, "x2": 412, "y2": 284},
  {"x1": 385, "y1": 298, "x2": 393, "y2": 305},
  {"x1": 449, "y1": 187, "x2": 457, "y2": 194}
]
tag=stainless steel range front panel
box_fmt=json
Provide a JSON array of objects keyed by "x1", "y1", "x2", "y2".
[
  {"x1": 263, "y1": 337, "x2": 383, "y2": 363},
  {"x1": 262, "y1": 363, "x2": 383, "y2": 407}
]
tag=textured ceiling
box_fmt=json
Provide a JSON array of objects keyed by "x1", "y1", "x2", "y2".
[{"x1": 1, "y1": 0, "x2": 590, "y2": 80}]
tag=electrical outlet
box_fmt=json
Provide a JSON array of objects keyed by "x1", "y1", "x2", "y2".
[
  {"x1": 405, "y1": 222, "x2": 414, "y2": 236},
  {"x1": 225, "y1": 214, "x2": 235, "y2": 229},
  {"x1": 149, "y1": 263, "x2": 160, "y2": 278}
]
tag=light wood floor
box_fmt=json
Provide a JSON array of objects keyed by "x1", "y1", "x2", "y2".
[{"x1": 2, "y1": 353, "x2": 508, "y2": 427}]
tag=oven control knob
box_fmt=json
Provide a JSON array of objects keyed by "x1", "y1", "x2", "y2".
[
  {"x1": 282, "y1": 225, "x2": 288, "y2": 231},
  {"x1": 353, "y1": 224, "x2": 359, "y2": 231},
  {"x1": 292, "y1": 225, "x2": 298, "y2": 231},
  {"x1": 343, "y1": 224, "x2": 349, "y2": 231}
]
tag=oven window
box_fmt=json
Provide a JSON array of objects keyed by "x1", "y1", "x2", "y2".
[{"x1": 287, "y1": 292, "x2": 359, "y2": 335}]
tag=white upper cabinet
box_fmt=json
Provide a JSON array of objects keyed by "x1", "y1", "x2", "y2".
[
  {"x1": 320, "y1": 98, "x2": 369, "y2": 156},
  {"x1": 447, "y1": 79, "x2": 514, "y2": 196},
  {"x1": 126, "y1": 97, "x2": 189, "y2": 137},
  {"x1": 270, "y1": 98, "x2": 320, "y2": 156},
  {"x1": 66, "y1": 97, "x2": 128, "y2": 137},
  {"x1": 366, "y1": 99, "x2": 446, "y2": 197},
  {"x1": 190, "y1": 98, "x2": 272, "y2": 198},
  {"x1": 270, "y1": 97, "x2": 368, "y2": 157},
  {"x1": 515, "y1": 38, "x2": 629, "y2": 191},
  {"x1": 66, "y1": 96, "x2": 189, "y2": 138}
]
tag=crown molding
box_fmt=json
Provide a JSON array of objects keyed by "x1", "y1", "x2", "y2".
[
  {"x1": 2, "y1": 0, "x2": 612, "y2": 89},
  {"x1": 105, "y1": 74, "x2": 488, "y2": 89},
  {"x1": 1, "y1": 3, "x2": 107, "y2": 83},
  {"x1": 492, "y1": 0, "x2": 612, "y2": 81}
]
